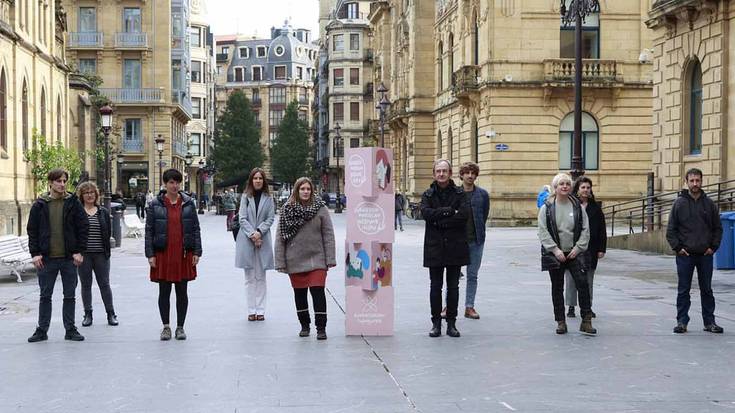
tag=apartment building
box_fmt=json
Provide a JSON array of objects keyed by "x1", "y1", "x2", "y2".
[
  {"x1": 215, "y1": 22, "x2": 318, "y2": 178},
  {"x1": 0, "y1": 0, "x2": 71, "y2": 234},
  {"x1": 316, "y1": 0, "x2": 374, "y2": 192},
  {"x1": 63, "y1": 0, "x2": 192, "y2": 196},
  {"x1": 371, "y1": 0, "x2": 654, "y2": 224}
]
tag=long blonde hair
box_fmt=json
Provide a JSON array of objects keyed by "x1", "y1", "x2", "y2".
[
  {"x1": 76, "y1": 181, "x2": 100, "y2": 206},
  {"x1": 288, "y1": 177, "x2": 316, "y2": 205}
]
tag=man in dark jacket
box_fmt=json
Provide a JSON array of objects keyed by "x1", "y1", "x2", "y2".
[
  {"x1": 27, "y1": 169, "x2": 89, "y2": 343},
  {"x1": 421, "y1": 159, "x2": 470, "y2": 338},
  {"x1": 395, "y1": 192, "x2": 405, "y2": 231},
  {"x1": 666, "y1": 168, "x2": 723, "y2": 334},
  {"x1": 135, "y1": 191, "x2": 146, "y2": 219}
]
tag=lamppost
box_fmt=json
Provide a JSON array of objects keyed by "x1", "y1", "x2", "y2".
[
  {"x1": 116, "y1": 153, "x2": 125, "y2": 196},
  {"x1": 99, "y1": 104, "x2": 114, "y2": 210},
  {"x1": 198, "y1": 159, "x2": 205, "y2": 214},
  {"x1": 154, "y1": 135, "x2": 165, "y2": 190},
  {"x1": 560, "y1": 0, "x2": 599, "y2": 179},
  {"x1": 375, "y1": 82, "x2": 390, "y2": 148},
  {"x1": 333, "y1": 123, "x2": 343, "y2": 214},
  {"x1": 184, "y1": 152, "x2": 193, "y2": 192}
]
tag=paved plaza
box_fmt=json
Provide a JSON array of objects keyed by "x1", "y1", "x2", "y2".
[{"x1": 1, "y1": 211, "x2": 734, "y2": 412}]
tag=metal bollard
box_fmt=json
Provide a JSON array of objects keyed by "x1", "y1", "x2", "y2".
[{"x1": 112, "y1": 210, "x2": 123, "y2": 248}]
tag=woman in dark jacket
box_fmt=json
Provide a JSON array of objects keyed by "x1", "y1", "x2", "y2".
[
  {"x1": 76, "y1": 182, "x2": 117, "y2": 327},
  {"x1": 421, "y1": 159, "x2": 470, "y2": 338},
  {"x1": 565, "y1": 176, "x2": 607, "y2": 318},
  {"x1": 145, "y1": 169, "x2": 202, "y2": 341}
]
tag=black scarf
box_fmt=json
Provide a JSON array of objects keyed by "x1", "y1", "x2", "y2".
[{"x1": 279, "y1": 198, "x2": 325, "y2": 241}]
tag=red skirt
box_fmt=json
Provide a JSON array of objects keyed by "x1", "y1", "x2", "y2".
[{"x1": 289, "y1": 269, "x2": 327, "y2": 289}]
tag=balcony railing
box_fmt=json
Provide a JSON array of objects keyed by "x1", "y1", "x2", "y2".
[
  {"x1": 99, "y1": 88, "x2": 163, "y2": 104},
  {"x1": 172, "y1": 89, "x2": 192, "y2": 117},
  {"x1": 173, "y1": 139, "x2": 187, "y2": 157},
  {"x1": 452, "y1": 65, "x2": 480, "y2": 99},
  {"x1": 544, "y1": 59, "x2": 620, "y2": 84},
  {"x1": 115, "y1": 32, "x2": 148, "y2": 48},
  {"x1": 1, "y1": 0, "x2": 12, "y2": 29},
  {"x1": 388, "y1": 98, "x2": 408, "y2": 120},
  {"x1": 67, "y1": 32, "x2": 104, "y2": 48},
  {"x1": 122, "y1": 139, "x2": 144, "y2": 153},
  {"x1": 216, "y1": 53, "x2": 229, "y2": 62}
]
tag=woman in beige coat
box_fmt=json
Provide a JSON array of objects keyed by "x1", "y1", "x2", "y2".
[{"x1": 275, "y1": 177, "x2": 336, "y2": 340}]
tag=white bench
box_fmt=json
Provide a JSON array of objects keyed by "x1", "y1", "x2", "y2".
[
  {"x1": 123, "y1": 214, "x2": 145, "y2": 238},
  {"x1": 0, "y1": 235, "x2": 33, "y2": 282}
]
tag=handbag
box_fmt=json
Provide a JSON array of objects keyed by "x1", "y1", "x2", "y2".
[{"x1": 230, "y1": 214, "x2": 240, "y2": 241}]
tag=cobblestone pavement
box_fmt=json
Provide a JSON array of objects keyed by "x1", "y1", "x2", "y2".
[{"x1": 1, "y1": 211, "x2": 734, "y2": 412}]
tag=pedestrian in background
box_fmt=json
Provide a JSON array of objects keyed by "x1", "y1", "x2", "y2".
[
  {"x1": 666, "y1": 168, "x2": 723, "y2": 334},
  {"x1": 421, "y1": 159, "x2": 470, "y2": 338},
  {"x1": 135, "y1": 191, "x2": 146, "y2": 219},
  {"x1": 537, "y1": 185, "x2": 552, "y2": 208},
  {"x1": 275, "y1": 177, "x2": 336, "y2": 340},
  {"x1": 395, "y1": 192, "x2": 405, "y2": 231},
  {"x1": 321, "y1": 189, "x2": 331, "y2": 208},
  {"x1": 27, "y1": 169, "x2": 88, "y2": 343},
  {"x1": 565, "y1": 176, "x2": 606, "y2": 319},
  {"x1": 76, "y1": 182, "x2": 118, "y2": 327},
  {"x1": 538, "y1": 173, "x2": 596, "y2": 335},
  {"x1": 224, "y1": 189, "x2": 237, "y2": 230},
  {"x1": 235, "y1": 168, "x2": 275, "y2": 321},
  {"x1": 146, "y1": 190, "x2": 154, "y2": 206},
  {"x1": 145, "y1": 169, "x2": 202, "y2": 341}
]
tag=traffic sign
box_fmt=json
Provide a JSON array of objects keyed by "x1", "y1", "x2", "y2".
[{"x1": 495, "y1": 143, "x2": 509, "y2": 151}]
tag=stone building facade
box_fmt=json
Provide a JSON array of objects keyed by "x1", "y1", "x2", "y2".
[
  {"x1": 0, "y1": 0, "x2": 71, "y2": 235},
  {"x1": 63, "y1": 0, "x2": 192, "y2": 196},
  {"x1": 647, "y1": 0, "x2": 732, "y2": 192},
  {"x1": 370, "y1": 0, "x2": 654, "y2": 224},
  {"x1": 215, "y1": 22, "x2": 318, "y2": 178}
]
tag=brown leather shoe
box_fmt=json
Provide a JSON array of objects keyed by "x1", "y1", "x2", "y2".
[{"x1": 464, "y1": 307, "x2": 480, "y2": 319}]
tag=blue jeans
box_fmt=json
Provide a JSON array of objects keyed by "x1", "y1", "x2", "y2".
[
  {"x1": 465, "y1": 241, "x2": 484, "y2": 308},
  {"x1": 394, "y1": 210, "x2": 403, "y2": 229},
  {"x1": 37, "y1": 257, "x2": 78, "y2": 332},
  {"x1": 676, "y1": 254, "x2": 716, "y2": 325}
]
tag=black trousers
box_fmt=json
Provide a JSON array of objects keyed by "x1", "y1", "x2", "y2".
[
  {"x1": 158, "y1": 281, "x2": 188, "y2": 327},
  {"x1": 429, "y1": 266, "x2": 461, "y2": 321},
  {"x1": 549, "y1": 258, "x2": 591, "y2": 321},
  {"x1": 294, "y1": 287, "x2": 327, "y2": 328}
]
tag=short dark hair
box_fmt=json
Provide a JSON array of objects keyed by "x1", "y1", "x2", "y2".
[
  {"x1": 459, "y1": 162, "x2": 479, "y2": 176},
  {"x1": 162, "y1": 168, "x2": 183, "y2": 183},
  {"x1": 47, "y1": 168, "x2": 69, "y2": 182},
  {"x1": 685, "y1": 168, "x2": 703, "y2": 180}
]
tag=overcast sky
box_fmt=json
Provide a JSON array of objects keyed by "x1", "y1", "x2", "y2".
[{"x1": 206, "y1": 0, "x2": 321, "y2": 40}]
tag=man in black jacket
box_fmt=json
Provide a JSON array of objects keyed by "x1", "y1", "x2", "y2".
[
  {"x1": 666, "y1": 168, "x2": 723, "y2": 334},
  {"x1": 27, "y1": 169, "x2": 89, "y2": 342},
  {"x1": 421, "y1": 159, "x2": 470, "y2": 338}
]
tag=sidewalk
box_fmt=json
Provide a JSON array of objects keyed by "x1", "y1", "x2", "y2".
[{"x1": 0, "y1": 211, "x2": 734, "y2": 412}]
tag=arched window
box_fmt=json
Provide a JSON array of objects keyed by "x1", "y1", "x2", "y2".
[
  {"x1": 40, "y1": 87, "x2": 47, "y2": 139},
  {"x1": 437, "y1": 41, "x2": 443, "y2": 91},
  {"x1": 686, "y1": 59, "x2": 703, "y2": 155},
  {"x1": 0, "y1": 69, "x2": 6, "y2": 150},
  {"x1": 447, "y1": 127, "x2": 454, "y2": 163},
  {"x1": 448, "y1": 33, "x2": 454, "y2": 86},
  {"x1": 472, "y1": 11, "x2": 479, "y2": 66},
  {"x1": 56, "y1": 95, "x2": 62, "y2": 143},
  {"x1": 436, "y1": 129, "x2": 442, "y2": 158},
  {"x1": 22, "y1": 80, "x2": 29, "y2": 152},
  {"x1": 559, "y1": 112, "x2": 599, "y2": 170}
]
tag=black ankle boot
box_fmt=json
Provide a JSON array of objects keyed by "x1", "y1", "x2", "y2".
[
  {"x1": 446, "y1": 320, "x2": 461, "y2": 338},
  {"x1": 429, "y1": 318, "x2": 441, "y2": 337},
  {"x1": 107, "y1": 313, "x2": 118, "y2": 326},
  {"x1": 315, "y1": 313, "x2": 327, "y2": 340},
  {"x1": 82, "y1": 311, "x2": 92, "y2": 327},
  {"x1": 297, "y1": 311, "x2": 311, "y2": 337}
]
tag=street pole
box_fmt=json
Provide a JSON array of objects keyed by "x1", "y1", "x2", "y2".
[
  {"x1": 103, "y1": 130, "x2": 111, "y2": 210},
  {"x1": 334, "y1": 123, "x2": 342, "y2": 213},
  {"x1": 571, "y1": 2, "x2": 584, "y2": 179}
]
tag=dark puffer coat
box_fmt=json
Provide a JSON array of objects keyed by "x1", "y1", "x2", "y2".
[
  {"x1": 145, "y1": 192, "x2": 202, "y2": 258},
  {"x1": 421, "y1": 180, "x2": 470, "y2": 268}
]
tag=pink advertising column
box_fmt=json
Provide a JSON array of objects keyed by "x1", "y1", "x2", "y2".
[{"x1": 344, "y1": 147, "x2": 394, "y2": 336}]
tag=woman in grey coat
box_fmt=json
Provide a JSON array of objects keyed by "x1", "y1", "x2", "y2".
[{"x1": 235, "y1": 168, "x2": 275, "y2": 321}]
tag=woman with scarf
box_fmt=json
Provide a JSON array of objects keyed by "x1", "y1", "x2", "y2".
[{"x1": 275, "y1": 177, "x2": 336, "y2": 340}]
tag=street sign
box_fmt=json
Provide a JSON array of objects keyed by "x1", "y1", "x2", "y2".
[{"x1": 495, "y1": 143, "x2": 509, "y2": 151}]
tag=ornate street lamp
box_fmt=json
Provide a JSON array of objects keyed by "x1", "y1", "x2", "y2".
[
  {"x1": 560, "y1": 0, "x2": 599, "y2": 179},
  {"x1": 376, "y1": 82, "x2": 390, "y2": 148},
  {"x1": 154, "y1": 135, "x2": 165, "y2": 189},
  {"x1": 116, "y1": 153, "x2": 125, "y2": 197},
  {"x1": 99, "y1": 104, "x2": 114, "y2": 210},
  {"x1": 334, "y1": 122, "x2": 343, "y2": 214}
]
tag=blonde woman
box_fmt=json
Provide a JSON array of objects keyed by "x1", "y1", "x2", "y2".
[
  {"x1": 76, "y1": 182, "x2": 117, "y2": 327},
  {"x1": 537, "y1": 173, "x2": 596, "y2": 335},
  {"x1": 275, "y1": 177, "x2": 336, "y2": 340}
]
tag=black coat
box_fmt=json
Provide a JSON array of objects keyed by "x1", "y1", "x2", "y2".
[
  {"x1": 585, "y1": 199, "x2": 607, "y2": 270},
  {"x1": 144, "y1": 192, "x2": 202, "y2": 258},
  {"x1": 666, "y1": 191, "x2": 723, "y2": 254},
  {"x1": 27, "y1": 192, "x2": 89, "y2": 259},
  {"x1": 85, "y1": 206, "x2": 112, "y2": 258},
  {"x1": 421, "y1": 180, "x2": 470, "y2": 268}
]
